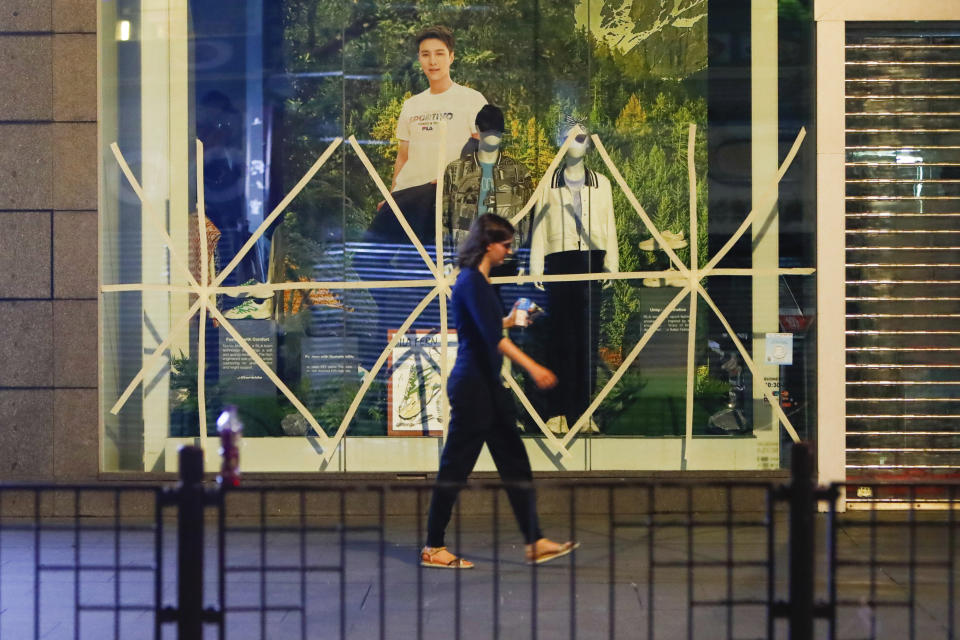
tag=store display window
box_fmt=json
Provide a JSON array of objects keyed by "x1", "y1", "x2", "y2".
[{"x1": 99, "y1": 0, "x2": 815, "y2": 472}]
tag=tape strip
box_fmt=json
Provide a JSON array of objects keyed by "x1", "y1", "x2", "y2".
[
  {"x1": 709, "y1": 267, "x2": 816, "y2": 277},
  {"x1": 196, "y1": 140, "x2": 209, "y2": 447},
  {"x1": 216, "y1": 279, "x2": 449, "y2": 292},
  {"x1": 688, "y1": 124, "x2": 699, "y2": 274},
  {"x1": 102, "y1": 268, "x2": 815, "y2": 295},
  {"x1": 684, "y1": 124, "x2": 698, "y2": 464},
  {"x1": 434, "y1": 142, "x2": 451, "y2": 439},
  {"x1": 683, "y1": 285, "x2": 699, "y2": 462}
]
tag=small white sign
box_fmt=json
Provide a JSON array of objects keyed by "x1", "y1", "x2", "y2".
[{"x1": 765, "y1": 333, "x2": 793, "y2": 365}]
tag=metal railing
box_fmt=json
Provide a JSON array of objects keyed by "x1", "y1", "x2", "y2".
[{"x1": 0, "y1": 444, "x2": 957, "y2": 640}]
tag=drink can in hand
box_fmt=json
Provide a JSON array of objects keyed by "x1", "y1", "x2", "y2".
[{"x1": 515, "y1": 297, "x2": 532, "y2": 327}]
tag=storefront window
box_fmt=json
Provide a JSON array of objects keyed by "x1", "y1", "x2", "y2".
[{"x1": 99, "y1": 0, "x2": 815, "y2": 472}]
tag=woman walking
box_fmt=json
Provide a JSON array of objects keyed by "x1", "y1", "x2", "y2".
[{"x1": 421, "y1": 213, "x2": 578, "y2": 569}]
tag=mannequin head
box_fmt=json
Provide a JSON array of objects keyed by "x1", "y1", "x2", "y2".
[
  {"x1": 566, "y1": 131, "x2": 589, "y2": 163},
  {"x1": 475, "y1": 104, "x2": 505, "y2": 156},
  {"x1": 563, "y1": 127, "x2": 588, "y2": 183},
  {"x1": 479, "y1": 132, "x2": 502, "y2": 154}
]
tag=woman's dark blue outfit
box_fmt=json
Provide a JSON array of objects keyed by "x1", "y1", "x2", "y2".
[{"x1": 425, "y1": 267, "x2": 542, "y2": 547}]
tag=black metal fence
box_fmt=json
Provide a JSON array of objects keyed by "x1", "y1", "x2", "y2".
[{"x1": 0, "y1": 444, "x2": 956, "y2": 640}]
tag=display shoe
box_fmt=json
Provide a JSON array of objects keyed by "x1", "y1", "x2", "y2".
[
  {"x1": 236, "y1": 278, "x2": 274, "y2": 299},
  {"x1": 545, "y1": 415, "x2": 568, "y2": 435},
  {"x1": 642, "y1": 270, "x2": 687, "y2": 288},
  {"x1": 223, "y1": 298, "x2": 273, "y2": 320},
  {"x1": 638, "y1": 230, "x2": 688, "y2": 252}
]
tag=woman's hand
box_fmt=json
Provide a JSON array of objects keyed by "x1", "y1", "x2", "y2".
[
  {"x1": 530, "y1": 365, "x2": 557, "y2": 390},
  {"x1": 504, "y1": 299, "x2": 542, "y2": 329}
]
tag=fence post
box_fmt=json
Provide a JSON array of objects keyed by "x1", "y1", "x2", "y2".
[
  {"x1": 789, "y1": 442, "x2": 815, "y2": 640},
  {"x1": 177, "y1": 446, "x2": 205, "y2": 640}
]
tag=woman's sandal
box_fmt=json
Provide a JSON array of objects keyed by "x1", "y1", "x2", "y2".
[
  {"x1": 420, "y1": 546, "x2": 474, "y2": 569},
  {"x1": 525, "y1": 539, "x2": 580, "y2": 565}
]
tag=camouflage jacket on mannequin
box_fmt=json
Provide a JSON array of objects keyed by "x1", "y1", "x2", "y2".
[{"x1": 442, "y1": 151, "x2": 534, "y2": 261}]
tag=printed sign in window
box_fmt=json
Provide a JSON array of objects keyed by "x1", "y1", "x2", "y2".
[{"x1": 387, "y1": 330, "x2": 458, "y2": 436}]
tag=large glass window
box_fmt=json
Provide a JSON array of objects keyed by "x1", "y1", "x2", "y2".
[{"x1": 99, "y1": 0, "x2": 815, "y2": 472}]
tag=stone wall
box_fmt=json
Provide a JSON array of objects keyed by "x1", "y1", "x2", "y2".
[{"x1": 0, "y1": 0, "x2": 98, "y2": 481}]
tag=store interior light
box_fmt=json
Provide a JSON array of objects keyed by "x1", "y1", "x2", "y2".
[{"x1": 116, "y1": 20, "x2": 131, "y2": 42}]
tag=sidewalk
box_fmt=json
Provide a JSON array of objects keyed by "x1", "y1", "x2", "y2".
[{"x1": 1, "y1": 508, "x2": 956, "y2": 640}]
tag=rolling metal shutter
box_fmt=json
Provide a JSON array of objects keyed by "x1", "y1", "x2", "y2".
[{"x1": 845, "y1": 24, "x2": 960, "y2": 480}]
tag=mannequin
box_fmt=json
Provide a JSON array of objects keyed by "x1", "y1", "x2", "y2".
[
  {"x1": 476, "y1": 130, "x2": 501, "y2": 214},
  {"x1": 443, "y1": 105, "x2": 534, "y2": 267},
  {"x1": 530, "y1": 129, "x2": 619, "y2": 434},
  {"x1": 529, "y1": 131, "x2": 618, "y2": 277}
]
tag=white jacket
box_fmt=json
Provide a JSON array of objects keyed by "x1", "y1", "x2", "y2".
[{"x1": 529, "y1": 166, "x2": 619, "y2": 278}]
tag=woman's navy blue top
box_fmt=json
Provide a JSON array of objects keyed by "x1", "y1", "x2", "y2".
[{"x1": 450, "y1": 266, "x2": 503, "y2": 385}]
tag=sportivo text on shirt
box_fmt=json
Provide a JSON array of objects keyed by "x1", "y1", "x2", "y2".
[{"x1": 393, "y1": 83, "x2": 487, "y2": 191}]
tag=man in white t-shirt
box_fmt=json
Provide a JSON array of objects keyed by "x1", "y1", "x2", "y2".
[
  {"x1": 368, "y1": 25, "x2": 487, "y2": 245},
  {"x1": 392, "y1": 26, "x2": 487, "y2": 191}
]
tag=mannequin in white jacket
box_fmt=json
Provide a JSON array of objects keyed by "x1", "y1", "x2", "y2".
[
  {"x1": 530, "y1": 133, "x2": 618, "y2": 281},
  {"x1": 528, "y1": 132, "x2": 619, "y2": 434}
]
